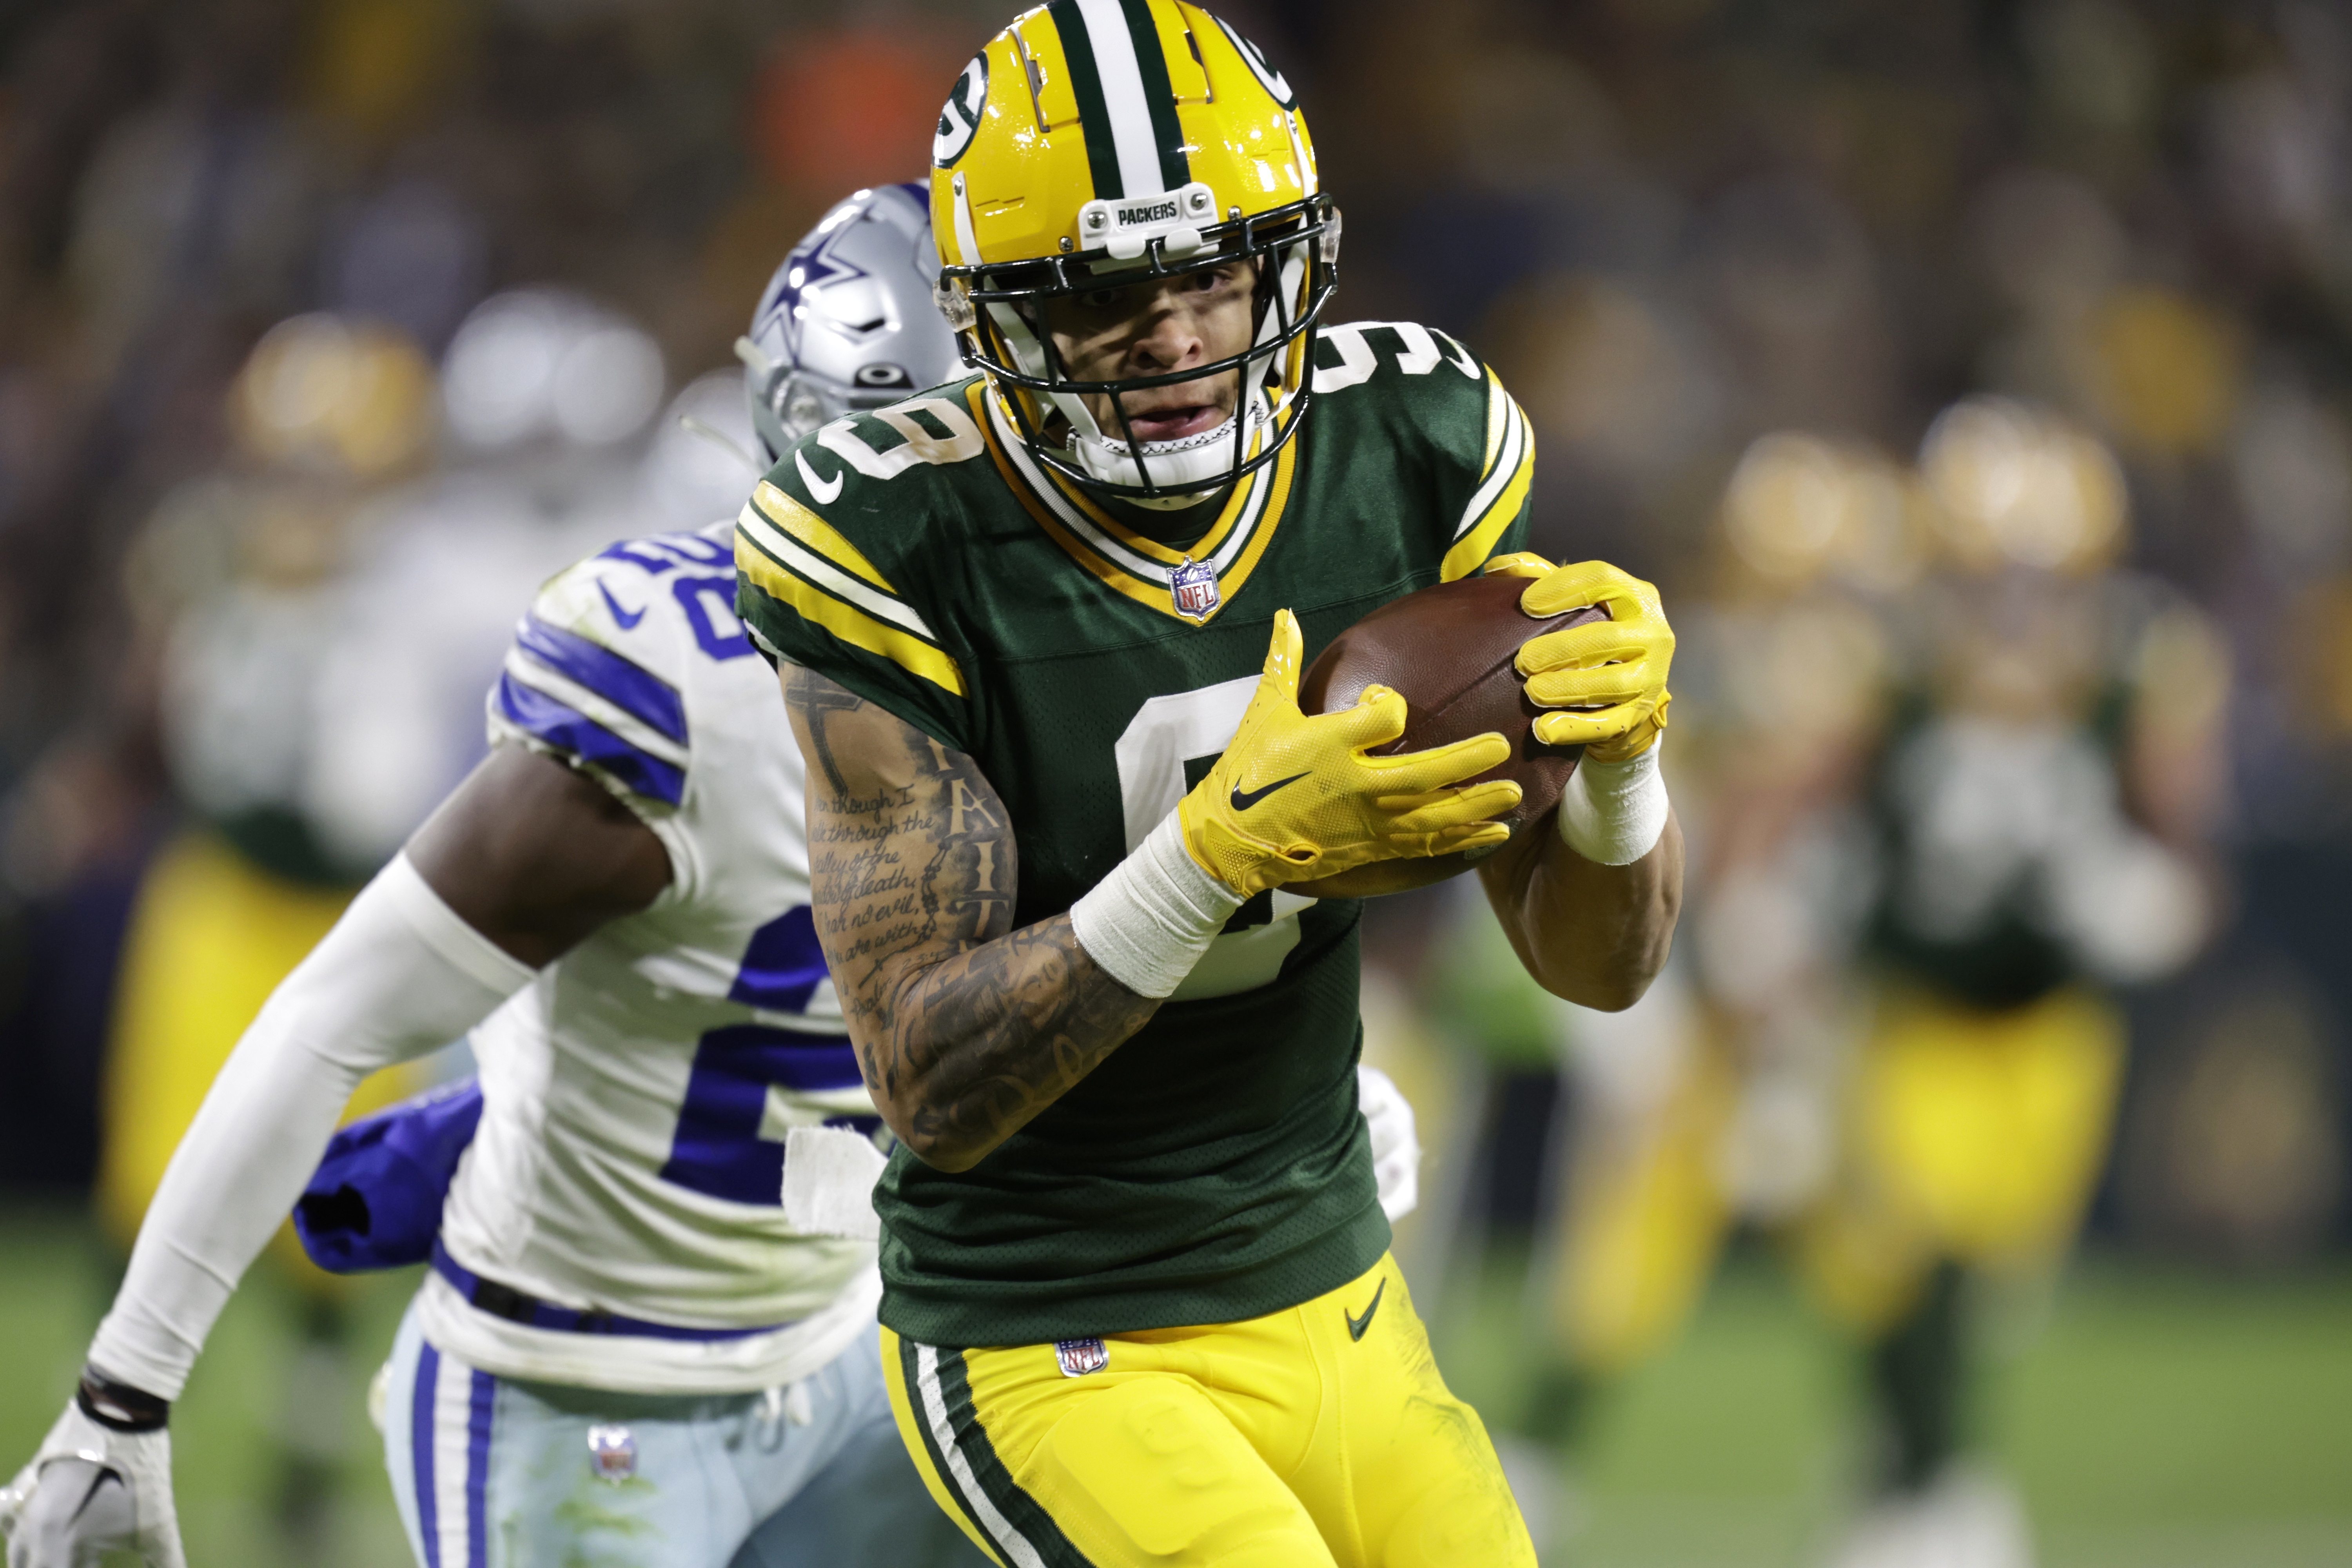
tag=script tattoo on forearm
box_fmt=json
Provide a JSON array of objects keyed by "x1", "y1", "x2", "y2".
[{"x1": 781, "y1": 665, "x2": 1160, "y2": 1169}]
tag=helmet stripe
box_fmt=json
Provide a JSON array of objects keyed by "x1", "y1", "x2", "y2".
[
  {"x1": 1054, "y1": 0, "x2": 1184, "y2": 200},
  {"x1": 1047, "y1": 0, "x2": 1127, "y2": 200},
  {"x1": 1115, "y1": 0, "x2": 1193, "y2": 195}
]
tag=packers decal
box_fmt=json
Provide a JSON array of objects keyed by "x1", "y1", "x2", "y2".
[
  {"x1": 934, "y1": 52, "x2": 988, "y2": 168},
  {"x1": 1214, "y1": 18, "x2": 1295, "y2": 109}
]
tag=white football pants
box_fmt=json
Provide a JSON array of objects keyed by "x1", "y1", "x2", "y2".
[{"x1": 379, "y1": 1294, "x2": 984, "y2": 1568}]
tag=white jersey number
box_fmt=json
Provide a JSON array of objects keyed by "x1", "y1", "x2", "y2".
[{"x1": 1110, "y1": 679, "x2": 1317, "y2": 1000}]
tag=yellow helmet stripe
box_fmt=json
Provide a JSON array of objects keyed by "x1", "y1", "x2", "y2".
[{"x1": 1050, "y1": 0, "x2": 1190, "y2": 199}]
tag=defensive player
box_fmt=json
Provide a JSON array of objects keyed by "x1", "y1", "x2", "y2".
[
  {"x1": 0, "y1": 184, "x2": 988, "y2": 1568},
  {"x1": 733, "y1": 8, "x2": 1683, "y2": 1565}
]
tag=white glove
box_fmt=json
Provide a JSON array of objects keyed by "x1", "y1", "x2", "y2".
[
  {"x1": 1, "y1": 1399, "x2": 185, "y2": 1568},
  {"x1": 1357, "y1": 1064, "x2": 1422, "y2": 1223}
]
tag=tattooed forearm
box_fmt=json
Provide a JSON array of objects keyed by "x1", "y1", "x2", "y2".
[{"x1": 781, "y1": 664, "x2": 1161, "y2": 1171}]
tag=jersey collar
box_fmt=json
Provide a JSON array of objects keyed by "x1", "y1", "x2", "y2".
[{"x1": 970, "y1": 381, "x2": 1297, "y2": 626}]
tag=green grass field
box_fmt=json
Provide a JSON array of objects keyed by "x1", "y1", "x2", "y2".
[
  {"x1": 1430, "y1": 1244, "x2": 2352, "y2": 1567},
  {"x1": 4, "y1": 1203, "x2": 2348, "y2": 1566}
]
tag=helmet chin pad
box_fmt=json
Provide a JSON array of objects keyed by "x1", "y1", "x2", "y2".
[{"x1": 1067, "y1": 396, "x2": 1265, "y2": 505}]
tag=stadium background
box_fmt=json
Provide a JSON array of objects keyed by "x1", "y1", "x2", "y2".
[{"x1": 1, "y1": 0, "x2": 2348, "y2": 1563}]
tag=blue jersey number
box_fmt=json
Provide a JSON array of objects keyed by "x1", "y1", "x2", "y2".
[
  {"x1": 597, "y1": 534, "x2": 756, "y2": 661},
  {"x1": 657, "y1": 907, "x2": 876, "y2": 1207}
]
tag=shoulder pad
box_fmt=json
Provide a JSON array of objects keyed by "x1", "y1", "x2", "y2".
[
  {"x1": 1310, "y1": 321, "x2": 1533, "y2": 580},
  {"x1": 733, "y1": 387, "x2": 983, "y2": 717},
  {"x1": 763, "y1": 381, "x2": 995, "y2": 526}
]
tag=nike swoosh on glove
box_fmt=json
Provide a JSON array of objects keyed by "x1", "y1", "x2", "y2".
[{"x1": 1178, "y1": 609, "x2": 1522, "y2": 896}]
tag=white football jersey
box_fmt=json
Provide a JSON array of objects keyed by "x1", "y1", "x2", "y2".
[{"x1": 426, "y1": 521, "x2": 881, "y2": 1396}]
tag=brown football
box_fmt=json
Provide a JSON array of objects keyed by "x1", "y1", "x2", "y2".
[{"x1": 1288, "y1": 573, "x2": 1605, "y2": 900}]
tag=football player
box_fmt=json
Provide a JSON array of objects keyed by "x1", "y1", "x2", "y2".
[{"x1": 733, "y1": 9, "x2": 1684, "y2": 1566}]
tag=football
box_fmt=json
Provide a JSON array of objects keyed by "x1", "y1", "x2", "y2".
[{"x1": 1288, "y1": 573, "x2": 1607, "y2": 900}]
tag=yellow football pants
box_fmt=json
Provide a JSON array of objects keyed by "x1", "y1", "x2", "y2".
[
  {"x1": 882, "y1": 1252, "x2": 1535, "y2": 1568},
  {"x1": 1796, "y1": 984, "x2": 2125, "y2": 1333},
  {"x1": 100, "y1": 832, "x2": 424, "y2": 1279},
  {"x1": 1539, "y1": 982, "x2": 2128, "y2": 1364}
]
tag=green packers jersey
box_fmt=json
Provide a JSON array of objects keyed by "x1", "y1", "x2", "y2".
[{"x1": 735, "y1": 319, "x2": 1533, "y2": 1348}]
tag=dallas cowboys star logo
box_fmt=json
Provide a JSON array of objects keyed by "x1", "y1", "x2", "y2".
[{"x1": 754, "y1": 184, "x2": 922, "y2": 359}]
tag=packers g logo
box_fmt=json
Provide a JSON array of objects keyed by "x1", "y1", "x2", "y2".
[
  {"x1": 1214, "y1": 19, "x2": 1295, "y2": 109},
  {"x1": 934, "y1": 53, "x2": 988, "y2": 168}
]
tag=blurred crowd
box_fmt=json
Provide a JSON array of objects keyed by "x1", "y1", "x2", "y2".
[{"x1": 1, "y1": 0, "x2": 2348, "y2": 1555}]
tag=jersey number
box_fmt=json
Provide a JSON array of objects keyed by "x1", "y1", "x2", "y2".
[
  {"x1": 657, "y1": 906, "x2": 878, "y2": 1207},
  {"x1": 1111, "y1": 679, "x2": 1318, "y2": 1000}
]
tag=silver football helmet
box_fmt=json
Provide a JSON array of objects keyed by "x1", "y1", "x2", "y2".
[{"x1": 741, "y1": 182, "x2": 966, "y2": 466}]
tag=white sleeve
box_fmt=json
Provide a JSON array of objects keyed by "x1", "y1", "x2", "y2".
[{"x1": 86, "y1": 855, "x2": 535, "y2": 1400}]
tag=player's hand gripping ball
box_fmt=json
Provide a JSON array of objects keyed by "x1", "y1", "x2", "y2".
[
  {"x1": 1178, "y1": 610, "x2": 1521, "y2": 897},
  {"x1": 1486, "y1": 554, "x2": 1674, "y2": 762}
]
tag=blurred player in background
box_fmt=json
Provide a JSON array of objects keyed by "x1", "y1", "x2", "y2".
[
  {"x1": 1512, "y1": 403, "x2": 2223, "y2": 1566},
  {"x1": 82, "y1": 284, "x2": 709, "y2": 1558}
]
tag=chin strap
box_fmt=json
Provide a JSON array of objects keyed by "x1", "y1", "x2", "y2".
[{"x1": 1069, "y1": 391, "x2": 1269, "y2": 500}]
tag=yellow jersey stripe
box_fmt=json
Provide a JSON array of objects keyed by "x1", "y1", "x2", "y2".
[
  {"x1": 1205, "y1": 432, "x2": 1300, "y2": 604},
  {"x1": 1441, "y1": 406, "x2": 1535, "y2": 583},
  {"x1": 1479, "y1": 370, "x2": 1509, "y2": 478},
  {"x1": 738, "y1": 501, "x2": 943, "y2": 642},
  {"x1": 1450, "y1": 392, "x2": 1529, "y2": 541},
  {"x1": 970, "y1": 380, "x2": 1301, "y2": 625},
  {"x1": 1031, "y1": 409, "x2": 1269, "y2": 568},
  {"x1": 972, "y1": 395, "x2": 1177, "y2": 614},
  {"x1": 735, "y1": 534, "x2": 968, "y2": 697},
  {"x1": 750, "y1": 481, "x2": 898, "y2": 595}
]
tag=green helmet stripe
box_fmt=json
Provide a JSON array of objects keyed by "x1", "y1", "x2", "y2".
[
  {"x1": 1048, "y1": 0, "x2": 1126, "y2": 200},
  {"x1": 1116, "y1": 0, "x2": 1192, "y2": 195}
]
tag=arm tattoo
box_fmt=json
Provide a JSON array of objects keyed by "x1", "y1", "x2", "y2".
[{"x1": 782, "y1": 665, "x2": 1160, "y2": 1170}]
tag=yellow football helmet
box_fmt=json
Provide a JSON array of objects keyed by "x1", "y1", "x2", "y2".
[{"x1": 929, "y1": 0, "x2": 1339, "y2": 501}]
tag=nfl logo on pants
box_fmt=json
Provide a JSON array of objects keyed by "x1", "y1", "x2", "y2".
[
  {"x1": 1171, "y1": 558, "x2": 1219, "y2": 620},
  {"x1": 1055, "y1": 1337, "x2": 1109, "y2": 1377},
  {"x1": 587, "y1": 1424, "x2": 638, "y2": 1483}
]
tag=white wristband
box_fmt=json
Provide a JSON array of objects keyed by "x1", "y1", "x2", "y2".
[
  {"x1": 1069, "y1": 812, "x2": 1245, "y2": 999},
  {"x1": 1557, "y1": 741, "x2": 1670, "y2": 866}
]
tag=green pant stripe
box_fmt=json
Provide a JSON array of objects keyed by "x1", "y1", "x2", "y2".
[
  {"x1": 898, "y1": 1334, "x2": 1000, "y2": 1559},
  {"x1": 938, "y1": 1347, "x2": 1096, "y2": 1568}
]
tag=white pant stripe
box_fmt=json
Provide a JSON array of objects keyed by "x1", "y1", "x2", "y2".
[
  {"x1": 915, "y1": 1344, "x2": 1047, "y2": 1568},
  {"x1": 433, "y1": 1350, "x2": 478, "y2": 1566}
]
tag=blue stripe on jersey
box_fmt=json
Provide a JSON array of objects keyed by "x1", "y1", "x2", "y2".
[
  {"x1": 465, "y1": 1369, "x2": 494, "y2": 1568},
  {"x1": 412, "y1": 1341, "x2": 441, "y2": 1568},
  {"x1": 496, "y1": 672, "x2": 686, "y2": 806},
  {"x1": 514, "y1": 614, "x2": 687, "y2": 744}
]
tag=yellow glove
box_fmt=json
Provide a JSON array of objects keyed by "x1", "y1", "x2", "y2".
[
  {"x1": 1179, "y1": 610, "x2": 1523, "y2": 896},
  {"x1": 1488, "y1": 555, "x2": 1675, "y2": 762}
]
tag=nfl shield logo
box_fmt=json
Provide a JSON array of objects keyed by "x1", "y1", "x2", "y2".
[
  {"x1": 1054, "y1": 1337, "x2": 1110, "y2": 1378},
  {"x1": 587, "y1": 1424, "x2": 639, "y2": 1483},
  {"x1": 1170, "y1": 557, "x2": 1220, "y2": 621}
]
